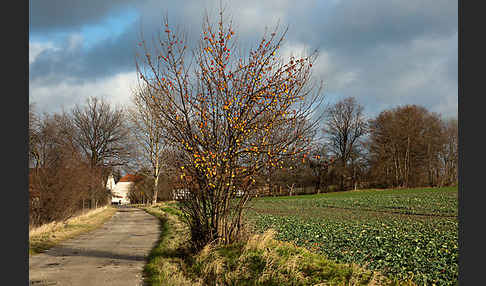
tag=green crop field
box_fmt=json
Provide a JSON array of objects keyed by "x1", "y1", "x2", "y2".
[{"x1": 245, "y1": 187, "x2": 458, "y2": 286}]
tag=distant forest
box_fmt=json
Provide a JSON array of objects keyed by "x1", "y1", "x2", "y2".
[{"x1": 29, "y1": 96, "x2": 457, "y2": 226}]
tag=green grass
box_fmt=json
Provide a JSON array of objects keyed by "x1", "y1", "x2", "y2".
[
  {"x1": 246, "y1": 187, "x2": 458, "y2": 286},
  {"x1": 142, "y1": 203, "x2": 417, "y2": 286},
  {"x1": 142, "y1": 204, "x2": 198, "y2": 286},
  {"x1": 141, "y1": 208, "x2": 171, "y2": 286},
  {"x1": 251, "y1": 187, "x2": 457, "y2": 216},
  {"x1": 159, "y1": 206, "x2": 184, "y2": 218}
]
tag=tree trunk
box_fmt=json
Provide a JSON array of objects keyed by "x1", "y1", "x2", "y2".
[
  {"x1": 288, "y1": 183, "x2": 294, "y2": 196},
  {"x1": 404, "y1": 135, "x2": 410, "y2": 188},
  {"x1": 152, "y1": 174, "x2": 159, "y2": 205}
]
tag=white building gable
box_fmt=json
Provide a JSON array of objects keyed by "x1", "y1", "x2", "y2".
[
  {"x1": 111, "y1": 182, "x2": 133, "y2": 204},
  {"x1": 110, "y1": 174, "x2": 142, "y2": 205},
  {"x1": 106, "y1": 174, "x2": 116, "y2": 191}
]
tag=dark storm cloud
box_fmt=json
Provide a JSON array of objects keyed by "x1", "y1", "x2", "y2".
[
  {"x1": 30, "y1": 0, "x2": 457, "y2": 117},
  {"x1": 29, "y1": 0, "x2": 143, "y2": 33},
  {"x1": 29, "y1": 0, "x2": 208, "y2": 83},
  {"x1": 273, "y1": 0, "x2": 458, "y2": 118},
  {"x1": 319, "y1": 31, "x2": 458, "y2": 118},
  {"x1": 321, "y1": 0, "x2": 456, "y2": 52},
  {"x1": 279, "y1": 0, "x2": 457, "y2": 53},
  {"x1": 29, "y1": 23, "x2": 139, "y2": 83}
]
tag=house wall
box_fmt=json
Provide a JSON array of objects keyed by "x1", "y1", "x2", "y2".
[
  {"x1": 172, "y1": 188, "x2": 189, "y2": 200},
  {"x1": 106, "y1": 174, "x2": 116, "y2": 191},
  {"x1": 111, "y1": 182, "x2": 133, "y2": 204}
]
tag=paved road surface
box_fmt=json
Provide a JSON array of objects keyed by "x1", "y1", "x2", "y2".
[{"x1": 29, "y1": 208, "x2": 161, "y2": 286}]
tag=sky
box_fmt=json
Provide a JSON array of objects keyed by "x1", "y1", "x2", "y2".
[{"x1": 29, "y1": 0, "x2": 458, "y2": 120}]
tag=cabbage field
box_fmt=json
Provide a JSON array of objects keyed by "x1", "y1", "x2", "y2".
[{"x1": 246, "y1": 187, "x2": 458, "y2": 285}]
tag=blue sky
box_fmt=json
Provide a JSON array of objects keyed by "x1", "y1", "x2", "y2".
[
  {"x1": 30, "y1": 8, "x2": 138, "y2": 54},
  {"x1": 29, "y1": 0, "x2": 457, "y2": 120}
]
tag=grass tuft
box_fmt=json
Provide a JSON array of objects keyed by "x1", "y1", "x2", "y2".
[{"x1": 190, "y1": 229, "x2": 391, "y2": 286}]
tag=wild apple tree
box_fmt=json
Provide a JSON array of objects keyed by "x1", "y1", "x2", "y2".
[{"x1": 136, "y1": 10, "x2": 323, "y2": 249}]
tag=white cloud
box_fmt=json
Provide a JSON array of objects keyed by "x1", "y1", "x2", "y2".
[
  {"x1": 67, "y1": 33, "x2": 85, "y2": 50},
  {"x1": 312, "y1": 50, "x2": 359, "y2": 91},
  {"x1": 236, "y1": 4, "x2": 286, "y2": 34},
  {"x1": 29, "y1": 71, "x2": 138, "y2": 114},
  {"x1": 29, "y1": 41, "x2": 57, "y2": 64},
  {"x1": 279, "y1": 42, "x2": 308, "y2": 59},
  {"x1": 29, "y1": 33, "x2": 84, "y2": 66},
  {"x1": 279, "y1": 43, "x2": 359, "y2": 92},
  {"x1": 433, "y1": 94, "x2": 457, "y2": 119}
]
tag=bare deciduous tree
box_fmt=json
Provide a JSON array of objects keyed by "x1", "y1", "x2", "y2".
[
  {"x1": 71, "y1": 96, "x2": 130, "y2": 169},
  {"x1": 323, "y1": 97, "x2": 367, "y2": 190},
  {"x1": 136, "y1": 10, "x2": 324, "y2": 249},
  {"x1": 29, "y1": 113, "x2": 64, "y2": 170},
  {"x1": 367, "y1": 105, "x2": 445, "y2": 188},
  {"x1": 69, "y1": 96, "x2": 131, "y2": 208},
  {"x1": 29, "y1": 103, "x2": 39, "y2": 168},
  {"x1": 439, "y1": 118, "x2": 458, "y2": 186},
  {"x1": 29, "y1": 112, "x2": 94, "y2": 226},
  {"x1": 128, "y1": 85, "x2": 172, "y2": 204}
]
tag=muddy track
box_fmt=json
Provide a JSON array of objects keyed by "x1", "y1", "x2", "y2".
[
  {"x1": 249, "y1": 205, "x2": 457, "y2": 219},
  {"x1": 29, "y1": 208, "x2": 161, "y2": 286}
]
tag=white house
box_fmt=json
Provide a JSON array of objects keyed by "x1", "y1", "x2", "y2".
[
  {"x1": 107, "y1": 174, "x2": 143, "y2": 205},
  {"x1": 171, "y1": 189, "x2": 245, "y2": 200},
  {"x1": 172, "y1": 188, "x2": 190, "y2": 200},
  {"x1": 106, "y1": 174, "x2": 116, "y2": 192}
]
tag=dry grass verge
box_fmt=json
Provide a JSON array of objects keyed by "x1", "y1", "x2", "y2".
[
  {"x1": 29, "y1": 206, "x2": 117, "y2": 255},
  {"x1": 192, "y1": 230, "x2": 389, "y2": 286},
  {"x1": 143, "y1": 203, "x2": 417, "y2": 286}
]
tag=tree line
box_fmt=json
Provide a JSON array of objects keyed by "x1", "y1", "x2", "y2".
[
  {"x1": 28, "y1": 98, "x2": 131, "y2": 227},
  {"x1": 262, "y1": 98, "x2": 458, "y2": 196},
  {"x1": 29, "y1": 94, "x2": 457, "y2": 229}
]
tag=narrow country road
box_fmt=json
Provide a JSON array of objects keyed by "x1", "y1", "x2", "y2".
[{"x1": 29, "y1": 208, "x2": 161, "y2": 286}]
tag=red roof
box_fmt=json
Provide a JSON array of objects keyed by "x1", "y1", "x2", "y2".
[{"x1": 119, "y1": 174, "x2": 144, "y2": 183}]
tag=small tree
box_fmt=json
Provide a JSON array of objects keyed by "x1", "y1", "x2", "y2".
[
  {"x1": 128, "y1": 85, "x2": 168, "y2": 205},
  {"x1": 136, "y1": 10, "x2": 323, "y2": 249},
  {"x1": 307, "y1": 144, "x2": 335, "y2": 193}
]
